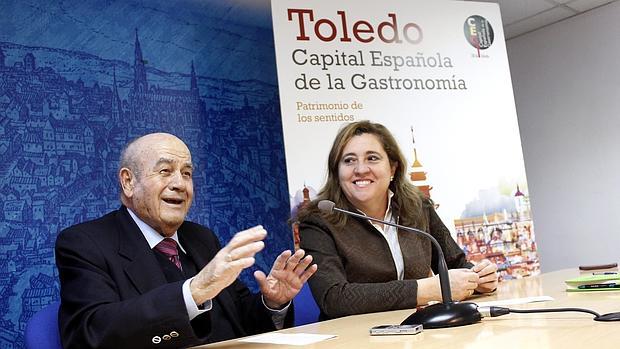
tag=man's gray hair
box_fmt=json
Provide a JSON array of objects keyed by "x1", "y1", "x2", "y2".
[{"x1": 119, "y1": 137, "x2": 142, "y2": 178}]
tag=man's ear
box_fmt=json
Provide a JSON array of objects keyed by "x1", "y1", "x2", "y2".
[{"x1": 119, "y1": 168, "x2": 135, "y2": 197}]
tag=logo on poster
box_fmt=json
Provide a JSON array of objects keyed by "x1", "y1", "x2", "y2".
[{"x1": 464, "y1": 15, "x2": 494, "y2": 57}]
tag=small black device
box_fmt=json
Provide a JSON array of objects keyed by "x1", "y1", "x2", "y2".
[{"x1": 369, "y1": 324, "x2": 423, "y2": 336}]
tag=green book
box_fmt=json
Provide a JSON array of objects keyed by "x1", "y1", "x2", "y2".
[{"x1": 565, "y1": 274, "x2": 620, "y2": 292}]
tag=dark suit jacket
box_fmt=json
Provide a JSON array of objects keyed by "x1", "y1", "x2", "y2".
[
  {"x1": 299, "y1": 198, "x2": 472, "y2": 319},
  {"x1": 55, "y1": 206, "x2": 291, "y2": 348}
]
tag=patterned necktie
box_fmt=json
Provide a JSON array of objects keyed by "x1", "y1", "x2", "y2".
[{"x1": 155, "y1": 238, "x2": 182, "y2": 271}]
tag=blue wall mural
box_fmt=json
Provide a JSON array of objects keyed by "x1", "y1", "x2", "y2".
[{"x1": 0, "y1": 1, "x2": 290, "y2": 346}]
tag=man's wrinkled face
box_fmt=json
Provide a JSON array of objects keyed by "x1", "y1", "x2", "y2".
[{"x1": 123, "y1": 134, "x2": 194, "y2": 236}]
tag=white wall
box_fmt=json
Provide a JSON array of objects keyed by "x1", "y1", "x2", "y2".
[{"x1": 507, "y1": 1, "x2": 620, "y2": 272}]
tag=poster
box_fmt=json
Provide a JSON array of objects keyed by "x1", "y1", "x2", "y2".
[{"x1": 271, "y1": 0, "x2": 539, "y2": 279}]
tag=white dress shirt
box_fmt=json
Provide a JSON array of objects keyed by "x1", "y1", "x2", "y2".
[{"x1": 357, "y1": 191, "x2": 405, "y2": 280}]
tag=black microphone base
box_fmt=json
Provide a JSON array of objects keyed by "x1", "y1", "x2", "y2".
[{"x1": 401, "y1": 302, "x2": 481, "y2": 329}]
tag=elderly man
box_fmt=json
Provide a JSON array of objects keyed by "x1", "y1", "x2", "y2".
[{"x1": 55, "y1": 133, "x2": 317, "y2": 348}]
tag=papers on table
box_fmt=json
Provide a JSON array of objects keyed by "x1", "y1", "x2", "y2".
[
  {"x1": 474, "y1": 295, "x2": 554, "y2": 308},
  {"x1": 239, "y1": 333, "x2": 337, "y2": 346}
]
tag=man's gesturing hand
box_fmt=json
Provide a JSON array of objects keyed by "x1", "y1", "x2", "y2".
[
  {"x1": 190, "y1": 225, "x2": 267, "y2": 305},
  {"x1": 255, "y1": 249, "x2": 318, "y2": 309}
]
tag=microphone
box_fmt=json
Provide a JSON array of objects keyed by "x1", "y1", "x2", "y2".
[{"x1": 318, "y1": 200, "x2": 481, "y2": 328}]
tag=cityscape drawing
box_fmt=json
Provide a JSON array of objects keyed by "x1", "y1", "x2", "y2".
[{"x1": 0, "y1": 1, "x2": 289, "y2": 347}]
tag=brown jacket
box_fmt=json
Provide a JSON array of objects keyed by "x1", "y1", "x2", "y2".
[{"x1": 298, "y1": 199, "x2": 471, "y2": 319}]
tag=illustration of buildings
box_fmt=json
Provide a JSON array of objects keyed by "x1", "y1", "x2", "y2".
[
  {"x1": 454, "y1": 185, "x2": 539, "y2": 280},
  {"x1": 404, "y1": 126, "x2": 539, "y2": 280},
  {"x1": 0, "y1": 28, "x2": 288, "y2": 342},
  {"x1": 18, "y1": 273, "x2": 58, "y2": 332}
]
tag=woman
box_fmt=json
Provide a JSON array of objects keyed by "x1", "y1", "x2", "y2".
[{"x1": 296, "y1": 120, "x2": 498, "y2": 319}]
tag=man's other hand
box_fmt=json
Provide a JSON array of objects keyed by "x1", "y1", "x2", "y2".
[{"x1": 255, "y1": 249, "x2": 318, "y2": 309}]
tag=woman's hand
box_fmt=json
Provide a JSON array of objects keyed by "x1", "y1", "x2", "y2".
[
  {"x1": 417, "y1": 269, "x2": 479, "y2": 305},
  {"x1": 472, "y1": 259, "x2": 498, "y2": 293},
  {"x1": 448, "y1": 268, "x2": 479, "y2": 301}
]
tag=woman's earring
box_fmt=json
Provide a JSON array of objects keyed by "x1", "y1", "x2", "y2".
[{"x1": 390, "y1": 176, "x2": 394, "y2": 182}]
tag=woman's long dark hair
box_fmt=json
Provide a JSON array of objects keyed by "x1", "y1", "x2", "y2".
[{"x1": 296, "y1": 120, "x2": 426, "y2": 229}]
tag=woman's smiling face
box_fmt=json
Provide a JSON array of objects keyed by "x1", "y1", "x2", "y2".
[{"x1": 338, "y1": 133, "x2": 396, "y2": 216}]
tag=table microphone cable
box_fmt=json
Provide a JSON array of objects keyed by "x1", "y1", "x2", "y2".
[{"x1": 478, "y1": 306, "x2": 620, "y2": 322}]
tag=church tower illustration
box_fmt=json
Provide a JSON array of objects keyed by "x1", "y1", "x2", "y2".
[
  {"x1": 0, "y1": 46, "x2": 5, "y2": 68},
  {"x1": 291, "y1": 184, "x2": 312, "y2": 250},
  {"x1": 190, "y1": 60, "x2": 199, "y2": 96},
  {"x1": 133, "y1": 29, "x2": 148, "y2": 93},
  {"x1": 128, "y1": 29, "x2": 206, "y2": 128},
  {"x1": 514, "y1": 184, "x2": 531, "y2": 221},
  {"x1": 24, "y1": 53, "x2": 36, "y2": 71},
  {"x1": 408, "y1": 126, "x2": 433, "y2": 199},
  {"x1": 111, "y1": 66, "x2": 122, "y2": 123}
]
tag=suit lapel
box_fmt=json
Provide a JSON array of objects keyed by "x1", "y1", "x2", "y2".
[
  {"x1": 179, "y1": 230, "x2": 212, "y2": 270},
  {"x1": 116, "y1": 207, "x2": 168, "y2": 294},
  {"x1": 391, "y1": 201, "x2": 433, "y2": 280},
  {"x1": 179, "y1": 227, "x2": 245, "y2": 335},
  {"x1": 114, "y1": 210, "x2": 247, "y2": 335}
]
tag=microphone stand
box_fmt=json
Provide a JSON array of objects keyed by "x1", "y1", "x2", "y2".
[{"x1": 320, "y1": 201, "x2": 481, "y2": 329}]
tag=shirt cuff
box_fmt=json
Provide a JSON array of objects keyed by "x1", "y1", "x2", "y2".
[
  {"x1": 183, "y1": 278, "x2": 212, "y2": 320},
  {"x1": 261, "y1": 295, "x2": 291, "y2": 329}
]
